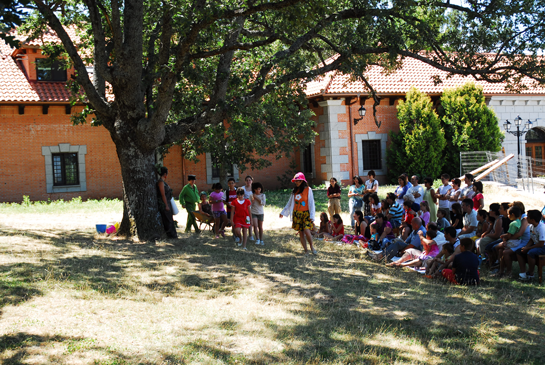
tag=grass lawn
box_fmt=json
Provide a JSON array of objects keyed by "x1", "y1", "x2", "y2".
[{"x1": 1, "y1": 189, "x2": 544, "y2": 364}]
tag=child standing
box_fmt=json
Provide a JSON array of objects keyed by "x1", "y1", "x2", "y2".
[
  {"x1": 210, "y1": 183, "x2": 228, "y2": 238},
  {"x1": 437, "y1": 173, "x2": 452, "y2": 220},
  {"x1": 250, "y1": 182, "x2": 266, "y2": 245},
  {"x1": 280, "y1": 172, "x2": 317, "y2": 255},
  {"x1": 231, "y1": 188, "x2": 252, "y2": 250},
  {"x1": 327, "y1": 177, "x2": 342, "y2": 218},
  {"x1": 243, "y1": 175, "x2": 255, "y2": 241},
  {"x1": 226, "y1": 177, "x2": 237, "y2": 221}
]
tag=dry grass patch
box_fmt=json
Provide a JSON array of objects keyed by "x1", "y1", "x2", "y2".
[{"x1": 1, "y1": 193, "x2": 545, "y2": 364}]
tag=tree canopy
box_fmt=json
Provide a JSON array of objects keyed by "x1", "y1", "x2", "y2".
[{"x1": 4, "y1": 0, "x2": 545, "y2": 239}]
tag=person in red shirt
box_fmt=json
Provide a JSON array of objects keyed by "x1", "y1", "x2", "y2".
[
  {"x1": 324, "y1": 214, "x2": 345, "y2": 241},
  {"x1": 401, "y1": 200, "x2": 415, "y2": 241},
  {"x1": 230, "y1": 188, "x2": 252, "y2": 250},
  {"x1": 472, "y1": 181, "x2": 485, "y2": 211}
]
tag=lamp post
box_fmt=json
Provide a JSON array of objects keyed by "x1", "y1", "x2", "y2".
[{"x1": 503, "y1": 115, "x2": 532, "y2": 178}]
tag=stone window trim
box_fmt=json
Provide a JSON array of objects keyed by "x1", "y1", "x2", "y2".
[
  {"x1": 205, "y1": 153, "x2": 239, "y2": 185},
  {"x1": 42, "y1": 143, "x2": 87, "y2": 194},
  {"x1": 354, "y1": 132, "x2": 388, "y2": 177}
]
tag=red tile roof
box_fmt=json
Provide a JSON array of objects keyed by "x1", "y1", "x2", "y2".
[
  {"x1": 305, "y1": 56, "x2": 545, "y2": 96},
  {"x1": 0, "y1": 27, "x2": 79, "y2": 103},
  {"x1": 9, "y1": 26, "x2": 81, "y2": 50},
  {"x1": 0, "y1": 48, "x2": 72, "y2": 102}
]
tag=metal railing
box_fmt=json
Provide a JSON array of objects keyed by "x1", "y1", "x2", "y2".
[{"x1": 460, "y1": 151, "x2": 545, "y2": 193}]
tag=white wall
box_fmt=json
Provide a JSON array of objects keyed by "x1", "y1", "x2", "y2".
[{"x1": 488, "y1": 96, "x2": 545, "y2": 157}]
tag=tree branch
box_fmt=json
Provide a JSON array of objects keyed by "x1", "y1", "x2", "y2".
[{"x1": 189, "y1": 36, "x2": 279, "y2": 59}]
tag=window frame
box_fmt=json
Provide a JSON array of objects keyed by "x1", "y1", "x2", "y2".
[
  {"x1": 300, "y1": 143, "x2": 315, "y2": 179},
  {"x1": 36, "y1": 58, "x2": 68, "y2": 82},
  {"x1": 211, "y1": 154, "x2": 235, "y2": 180},
  {"x1": 205, "y1": 153, "x2": 239, "y2": 184},
  {"x1": 355, "y1": 132, "x2": 387, "y2": 177},
  {"x1": 42, "y1": 144, "x2": 87, "y2": 194},
  {"x1": 52, "y1": 152, "x2": 80, "y2": 186},
  {"x1": 361, "y1": 140, "x2": 382, "y2": 171}
]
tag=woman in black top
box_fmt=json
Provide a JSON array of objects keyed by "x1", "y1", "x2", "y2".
[
  {"x1": 327, "y1": 177, "x2": 342, "y2": 218},
  {"x1": 157, "y1": 166, "x2": 178, "y2": 238}
]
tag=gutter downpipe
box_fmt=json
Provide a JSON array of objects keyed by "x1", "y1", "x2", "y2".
[{"x1": 347, "y1": 96, "x2": 356, "y2": 178}]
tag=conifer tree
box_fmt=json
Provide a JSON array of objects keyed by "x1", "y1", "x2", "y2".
[
  {"x1": 387, "y1": 87, "x2": 446, "y2": 182},
  {"x1": 439, "y1": 83, "x2": 503, "y2": 178}
]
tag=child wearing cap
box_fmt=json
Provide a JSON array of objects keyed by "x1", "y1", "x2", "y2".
[{"x1": 279, "y1": 172, "x2": 317, "y2": 255}]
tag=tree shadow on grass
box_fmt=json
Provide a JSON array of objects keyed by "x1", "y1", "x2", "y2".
[
  {"x1": 1, "y1": 225, "x2": 545, "y2": 364},
  {"x1": 0, "y1": 332, "x2": 130, "y2": 365}
]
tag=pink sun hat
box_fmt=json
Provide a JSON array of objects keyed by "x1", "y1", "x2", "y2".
[{"x1": 291, "y1": 172, "x2": 307, "y2": 183}]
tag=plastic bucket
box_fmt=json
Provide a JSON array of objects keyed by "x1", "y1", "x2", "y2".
[{"x1": 96, "y1": 224, "x2": 107, "y2": 234}]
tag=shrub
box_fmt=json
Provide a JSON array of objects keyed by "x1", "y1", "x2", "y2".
[
  {"x1": 387, "y1": 87, "x2": 446, "y2": 182},
  {"x1": 439, "y1": 82, "x2": 503, "y2": 178}
]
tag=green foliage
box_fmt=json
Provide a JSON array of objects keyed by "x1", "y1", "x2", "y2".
[
  {"x1": 387, "y1": 87, "x2": 446, "y2": 182},
  {"x1": 439, "y1": 83, "x2": 504, "y2": 178},
  {"x1": 175, "y1": 85, "x2": 317, "y2": 186},
  {"x1": 277, "y1": 159, "x2": 299, "y2": 189}
]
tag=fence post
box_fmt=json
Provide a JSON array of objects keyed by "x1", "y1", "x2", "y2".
[{"x1": 459, "y1": 152, "x2": 462, "y2": 177}]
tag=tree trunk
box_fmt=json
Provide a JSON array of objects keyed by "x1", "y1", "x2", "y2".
[
  {"x1": 219, "y1": 163, "x2": 229, "y2": 190},
  {"x1": 116, "y1": 140, "x2": 163, "y2": 241}
]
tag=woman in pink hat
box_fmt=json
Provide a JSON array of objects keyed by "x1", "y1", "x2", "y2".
[{"x1": 280, "y1": 172, "x2": 317, "y2": 255}]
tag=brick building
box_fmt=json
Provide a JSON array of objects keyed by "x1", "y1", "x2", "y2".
[
  {"x1": 2, "y1": 31, "x2": 545, "y2": 202},
  {"x1": 305, "y1": 57, "x2": 545, "y2": 186}
]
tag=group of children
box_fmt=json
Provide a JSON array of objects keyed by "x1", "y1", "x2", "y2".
[
  {"x1": 195, "y1": 176, "x2": 266, "y2": 250},
  {"x1": 312, "y1": 171, "x2": 545, "y2": 286}
]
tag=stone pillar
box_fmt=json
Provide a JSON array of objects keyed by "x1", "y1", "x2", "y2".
[{"x1": 318, "y1": 100, "x2": 349, "y2": 183}]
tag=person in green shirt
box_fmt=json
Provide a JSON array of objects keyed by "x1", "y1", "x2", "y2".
[{"x1": 179, "y1": 175, "x2": 201, "y2": 233}]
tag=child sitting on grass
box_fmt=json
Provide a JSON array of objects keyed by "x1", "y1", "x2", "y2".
[
  {"x1": 437, "y1": 208, "x2": 451, "y2": 231},
  {"x1": 312, "y1": 212, "x2": 330, "y2": 238},
  {"x1": 471, "y1": 210, "x2": 489, "y2": 243},
  {"x1": 451, "y1": 203, "x2": 464, "y2": 235},
  {"x1": 354, "y1": 210, "x2": 367, "y2": 236},
  {"x1": 324, "y1": 214, "x2": 345, "y2": 241},
  {"x1": 425, "y1": 243, "x2": 455, "y2": 278},
  {"x1": 442, "y1": 238, "x2": 480, "y2": 285},
  {"x1": 492, "y1": 206, "x2": 522, "y2": 277},
  {"x1": 517, "y1": 209, "x2": 545, "y2": 281},
  {"x1": 401, "y1": 200, "x2": 415, "y2": 241},
  {"x1": 386, "y1": 229, "x2": 440, "y2": 268}
]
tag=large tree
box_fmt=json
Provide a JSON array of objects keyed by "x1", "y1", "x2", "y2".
[{"x1": 4, "y1": 0, "x2": 545, "y2": 240}]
